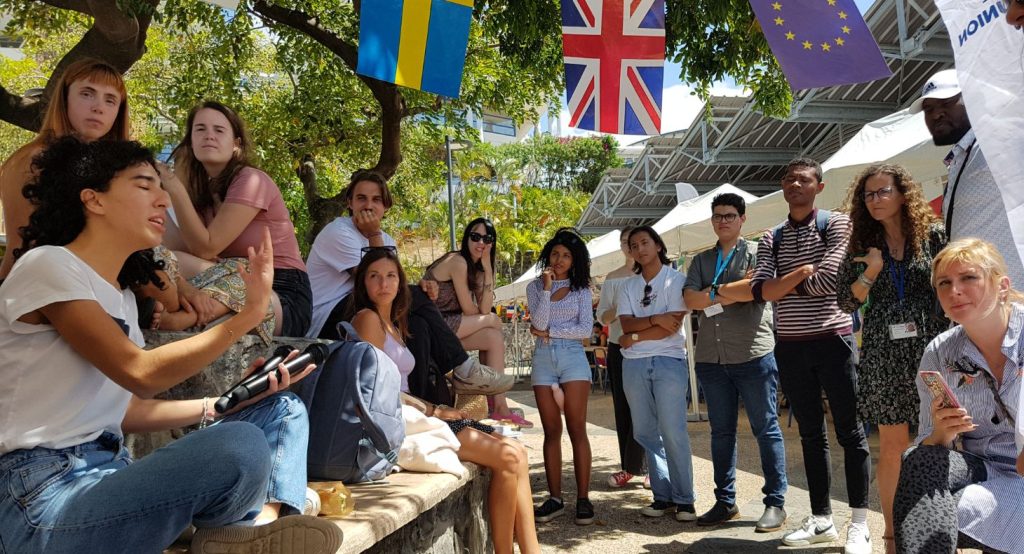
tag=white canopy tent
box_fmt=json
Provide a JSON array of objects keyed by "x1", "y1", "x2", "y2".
[{"x1": 660, "y1": 108, "x2": 948, "y2": 260}]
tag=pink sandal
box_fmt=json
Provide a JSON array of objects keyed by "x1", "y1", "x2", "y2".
[{"x1": 489, "y1": 411, "x2": 534, "y2": 428}]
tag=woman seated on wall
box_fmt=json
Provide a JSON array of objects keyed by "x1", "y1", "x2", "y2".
[
  {"x1": 159, "y1": 101, "x2": 311, "y2": 337},
  {"x1": 0, "y1": 137, "x2": 338, "y2": 553},
  {"x1": 893, "y1": 238, "x2": 1024, "y2": 554},
  {"x1": 348, "y1": 246, "x2": 540, "y2": 554}
]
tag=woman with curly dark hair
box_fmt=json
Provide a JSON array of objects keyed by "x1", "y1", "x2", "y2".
[
  {"x1": 527, "y1": 228, "x2": 595, "y2": 526},
  {"x1": 836, "y1": 163, "x2": 947, "y2": 552},
  {"x1": 0, "y1": 137, "x2": 338, "y2": 553}
]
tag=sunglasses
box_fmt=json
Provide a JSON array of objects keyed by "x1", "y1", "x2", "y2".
[
  {"x1": 469, "y1": 232, "x2": 495, "y2": 244},
  {"x1": 641, "y1": 284, "x2": 653, "y2": 307},
  {"x1": 361, "y1": 245, "x2": 398, "y2": 257}
]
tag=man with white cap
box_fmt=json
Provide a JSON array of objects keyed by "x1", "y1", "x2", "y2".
[{"x1": 910, "y1": 69, "x2": 1024, "y2": 287}]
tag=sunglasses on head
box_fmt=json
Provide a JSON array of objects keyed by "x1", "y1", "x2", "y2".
[
  {"x1": 469, "y1": 232, "x2": 495, "y2": 244},
  {"x1": 641, "y1": 284, "x2": 653, "y2": 307},
  {"x1": 361, "y1": 245, "x2": 398, "y2": 257}
]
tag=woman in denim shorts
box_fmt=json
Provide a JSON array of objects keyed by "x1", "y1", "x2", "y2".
[{"x1": 526, "y1": 228, "x2": 595, "y2": 526}]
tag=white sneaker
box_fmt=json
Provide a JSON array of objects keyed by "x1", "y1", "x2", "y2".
[
  {"x1": 782, "y1": 515, "x2": 839, "y2": 546},
  {"x1": 303, "y1": 487, "x2": 321, "y2": 516},
  {"x1": 845, "y1": 522, "x2": 871, "y2": 554}
]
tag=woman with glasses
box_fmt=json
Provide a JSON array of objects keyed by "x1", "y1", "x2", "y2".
[
  {"x1": 347, "y1": 248, "x2": 540, "y2": 554},
  {"x1": 893, "y1": 238, "x2": 1024, "y2": 554},
  {"x1": 836, "y1": 164, "x2": 947, "y2": 553},
  {"x1": 423, "y1": 218, "x2": 528, "y2": 426},
  {"x1": 527, "y1": 228, "x2": 595, "y2": 526}
]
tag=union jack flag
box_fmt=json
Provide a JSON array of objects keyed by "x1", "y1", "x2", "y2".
[{"x1": 561, "y1": 0, "x2": 665, "y2": 135}]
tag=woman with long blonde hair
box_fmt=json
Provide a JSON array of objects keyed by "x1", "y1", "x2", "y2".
[
  {"x1": 893, "y1": 238, "x2": 1024, "y2": 554},
  {"x1": 836, "y1": 163, "x2": 947, "y2": 552}
]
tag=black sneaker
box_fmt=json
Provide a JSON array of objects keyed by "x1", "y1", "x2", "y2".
[
  {"x1": 575, "y1": 498, "x2": 595, "y2": 525},
  {"x1": 697, "y1": 500, "x2": 740, "y2": 526},
  {"x1": 675, "y1": 503, "x2": 697, "y2": 522},
  {"x1": 534, "y1": 498, "x2": 565, "y2": 523},
  {"x1": 640, "y1": 500, "x2": 676, "y2": 517}
]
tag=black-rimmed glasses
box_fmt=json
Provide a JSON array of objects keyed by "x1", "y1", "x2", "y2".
[
  {"x1": 863, "y1": 186, "x2": 895, "y2": 203},
  {"x1": 361, "y1": 245, "x2": 398, "y2": 257},
  {"x1": 711, "y1": 213, "x2": 739, "y2": 223},
  {"x1": 469, "y1": 232, "x2": 495, "y2": 244},
  {"x1": 641, "y1": 284, "x2": 653, "y2": 307}
]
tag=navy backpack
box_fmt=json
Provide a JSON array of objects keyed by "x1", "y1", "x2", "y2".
[{"x1": 295, "y1": 322, "x2": 405, "y2": 483}]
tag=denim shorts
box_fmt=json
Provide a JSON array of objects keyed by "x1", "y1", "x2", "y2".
[{"x1": 531, "y1": 338, "x2": 592, "y2": 386}]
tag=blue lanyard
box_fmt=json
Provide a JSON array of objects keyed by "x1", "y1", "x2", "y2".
[
  {"x1": 885, "y1": 251, "x2": 906, "y2": 305},
  {"x1": 710, "y1": 246, "x2": 737, "y2": 301}
]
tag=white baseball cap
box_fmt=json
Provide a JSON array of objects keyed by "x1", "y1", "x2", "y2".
[{"x1": 909, "y1": 69, "x2": 961, "y2": 113}]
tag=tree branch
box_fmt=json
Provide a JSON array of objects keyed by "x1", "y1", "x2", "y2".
[{"x1": 0, "y1": 0, "x2": 157, "y2": 132}]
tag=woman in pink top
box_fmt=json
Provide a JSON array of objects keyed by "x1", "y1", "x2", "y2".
[
  {"x1": 348, "y1": 247, "x2": 540, "y2": 554},
  {"x1": 160, "y1": 101, "x2": 311, "y2": 337}
]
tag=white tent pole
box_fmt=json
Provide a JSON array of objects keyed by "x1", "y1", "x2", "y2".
[{"x1": 684, "y1": 315, "x2": 702, "y2": 422}]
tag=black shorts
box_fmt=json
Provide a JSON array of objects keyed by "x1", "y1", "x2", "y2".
[{"x1": 273, "y1": 268, "x2": 312, "y2": 337}]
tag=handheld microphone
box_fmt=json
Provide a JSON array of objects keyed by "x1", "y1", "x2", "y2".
[{"x1": 215, "y1": 343, "x2": 329, "y2": 414}]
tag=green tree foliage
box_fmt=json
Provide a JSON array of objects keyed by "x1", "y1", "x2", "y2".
[{"x1": 456, "y1": 135, "x2": 622, "y2": 194}]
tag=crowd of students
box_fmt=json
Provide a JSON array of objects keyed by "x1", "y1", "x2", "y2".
[{"x1": 2, "y1": 46, "x2": 1024, "y2": 554}]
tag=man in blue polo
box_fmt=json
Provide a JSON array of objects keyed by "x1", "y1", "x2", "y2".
[{"x1": 683, "y1": 192, "x2": 787, "y2": 533}]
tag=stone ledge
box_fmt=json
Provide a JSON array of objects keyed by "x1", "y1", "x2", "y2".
[{"x1": 335, "y1": 463, "x2": 491, "y2": 554}]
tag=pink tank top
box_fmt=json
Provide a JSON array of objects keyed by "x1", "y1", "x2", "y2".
[{"x1": 382, "y1": 333, "x2": 415, "y2": 393}]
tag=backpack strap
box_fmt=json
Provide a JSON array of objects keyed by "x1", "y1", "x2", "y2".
[
  {"x1": 815, "y1": 209, "x2": 832, "y2": 243},
  {"x1": 771, "y1": 209, "x2": 832, "y2": 268},
  {"x1": 336, "y1": 320, "x2": 362, "y2": 343}
]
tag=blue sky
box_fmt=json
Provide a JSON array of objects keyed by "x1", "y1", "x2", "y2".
[{"x1": 559, "y1": 0, "x2": 879, "y2": 144}]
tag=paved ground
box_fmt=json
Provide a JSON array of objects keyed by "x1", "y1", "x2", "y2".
[{"x1": 505, "y1": 382, "x2": 898, "y2": 554}]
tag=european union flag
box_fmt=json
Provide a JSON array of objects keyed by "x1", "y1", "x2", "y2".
[
  {"x1": 749, "y1": 0, "x2": 892, "y2": 90},
  {"x1": 356, "y1": 0, "x2": 473, "y2": 98}
]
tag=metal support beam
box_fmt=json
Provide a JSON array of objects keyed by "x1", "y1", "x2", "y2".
[
  {"x1": 610, "y1": 207, "x2": 679, "y2": 218},
  {"x1": 790, "y1": 101, "x2": 900, "y2": 124}
]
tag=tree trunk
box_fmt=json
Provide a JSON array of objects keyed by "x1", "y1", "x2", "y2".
[{"x1": 0, "y1": 0, "x2": 156, "y2": 132}]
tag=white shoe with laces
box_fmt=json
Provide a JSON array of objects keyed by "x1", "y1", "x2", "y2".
[
  {"x1": 844, "y1": 522, "x2": 871, "y2": 554},
  {"x1": 782, "y1": 515, "x2": 839, "y2": 546}
]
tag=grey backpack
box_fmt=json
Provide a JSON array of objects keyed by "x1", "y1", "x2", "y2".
[{"x1": 295, "y1": 322, "x2": 405, "y2": 483}]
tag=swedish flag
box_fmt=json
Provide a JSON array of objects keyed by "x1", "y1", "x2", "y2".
[{"x1": 356, "y1": 0, "x2": 473, "y2": 98}]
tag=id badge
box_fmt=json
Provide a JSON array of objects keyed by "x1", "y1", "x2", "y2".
[
  {"x1": 704, "y1": 303, "x2": 724, "y2": 317},
  {"x1": 889, "y1": 322, "x2": 918, "y2": 340}
]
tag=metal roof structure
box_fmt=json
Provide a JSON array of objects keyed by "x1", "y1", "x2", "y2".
[{"x1": 578, "y1": 0, "x2": 953, "y2": 234}]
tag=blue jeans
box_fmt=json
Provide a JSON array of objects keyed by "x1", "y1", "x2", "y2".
[
  {"x1": 0, "y1": 392, "x2": 308, "y2": 553},
  {"x1": 622, "y1": 355, "x2": 695, "y2": 504},
  {"x1": 695, "y1": 353, "x2": 788, "y2": 507}
]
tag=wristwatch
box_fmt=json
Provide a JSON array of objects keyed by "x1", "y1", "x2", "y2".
[{"x1": 630, "y1": 333, "x2": 639, "y2": 342}]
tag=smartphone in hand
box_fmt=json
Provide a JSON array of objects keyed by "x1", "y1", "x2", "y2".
[{"x1": 920, "y1": 371, "x2": 961, "y2": 409}]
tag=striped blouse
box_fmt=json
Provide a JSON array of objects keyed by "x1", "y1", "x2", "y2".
[
  {"x1": 749, "y1": 209, "x2": 853, "y2": 341},
  {"x1": 915, "y1": 302, "x2": 1024, "y2": 552},
  {"x1": 526, "y1": 278, "x2": 593, "y2": 340}
]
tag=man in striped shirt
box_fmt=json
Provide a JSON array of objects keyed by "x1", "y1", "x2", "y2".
[{"x1": 749, "y1": 158, "x2": 872, "y2": 554}]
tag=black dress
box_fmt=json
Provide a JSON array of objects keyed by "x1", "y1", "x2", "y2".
[{"x1": 837, "y1": 225, "x2": 949, "y2": 425}]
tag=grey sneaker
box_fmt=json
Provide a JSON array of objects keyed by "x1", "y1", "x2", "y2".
[
  {"x1": 191, "y1": 515, "x2": 342, "y2": 553},
  {"x1": 452, "y1": 359, "x2": 514, "y2": 395}
]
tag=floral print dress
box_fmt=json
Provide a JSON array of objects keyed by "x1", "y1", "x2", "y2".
[{"x1": 837, "y1": 225, "x2": 948, "y2": 425}]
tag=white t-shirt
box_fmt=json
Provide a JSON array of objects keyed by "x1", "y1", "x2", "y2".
[
  {"x1": 617, "y1": 265, "x2": 688, "y2": 360},
  {"x1": 0, "y1": 246, "x2": 142, "y2": 455},
  {"x1": 305, "y1": 217, "x2": 396, "y2": 338}
]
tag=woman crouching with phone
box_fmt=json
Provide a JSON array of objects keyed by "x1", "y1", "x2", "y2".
[
  {"x1": 893, "y1": 238, "x2": 1024, "y2": 554},
  {"x1": 347, "y1": 246, "x2": 540, "y2": 554},
  {"x1": 0, "y1": 137, "x2": 338, "y2": 553}
]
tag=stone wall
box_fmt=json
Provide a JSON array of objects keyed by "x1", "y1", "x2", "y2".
[{"x1": 362, "y1": 471, "x2": 491, "y2": 554}]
